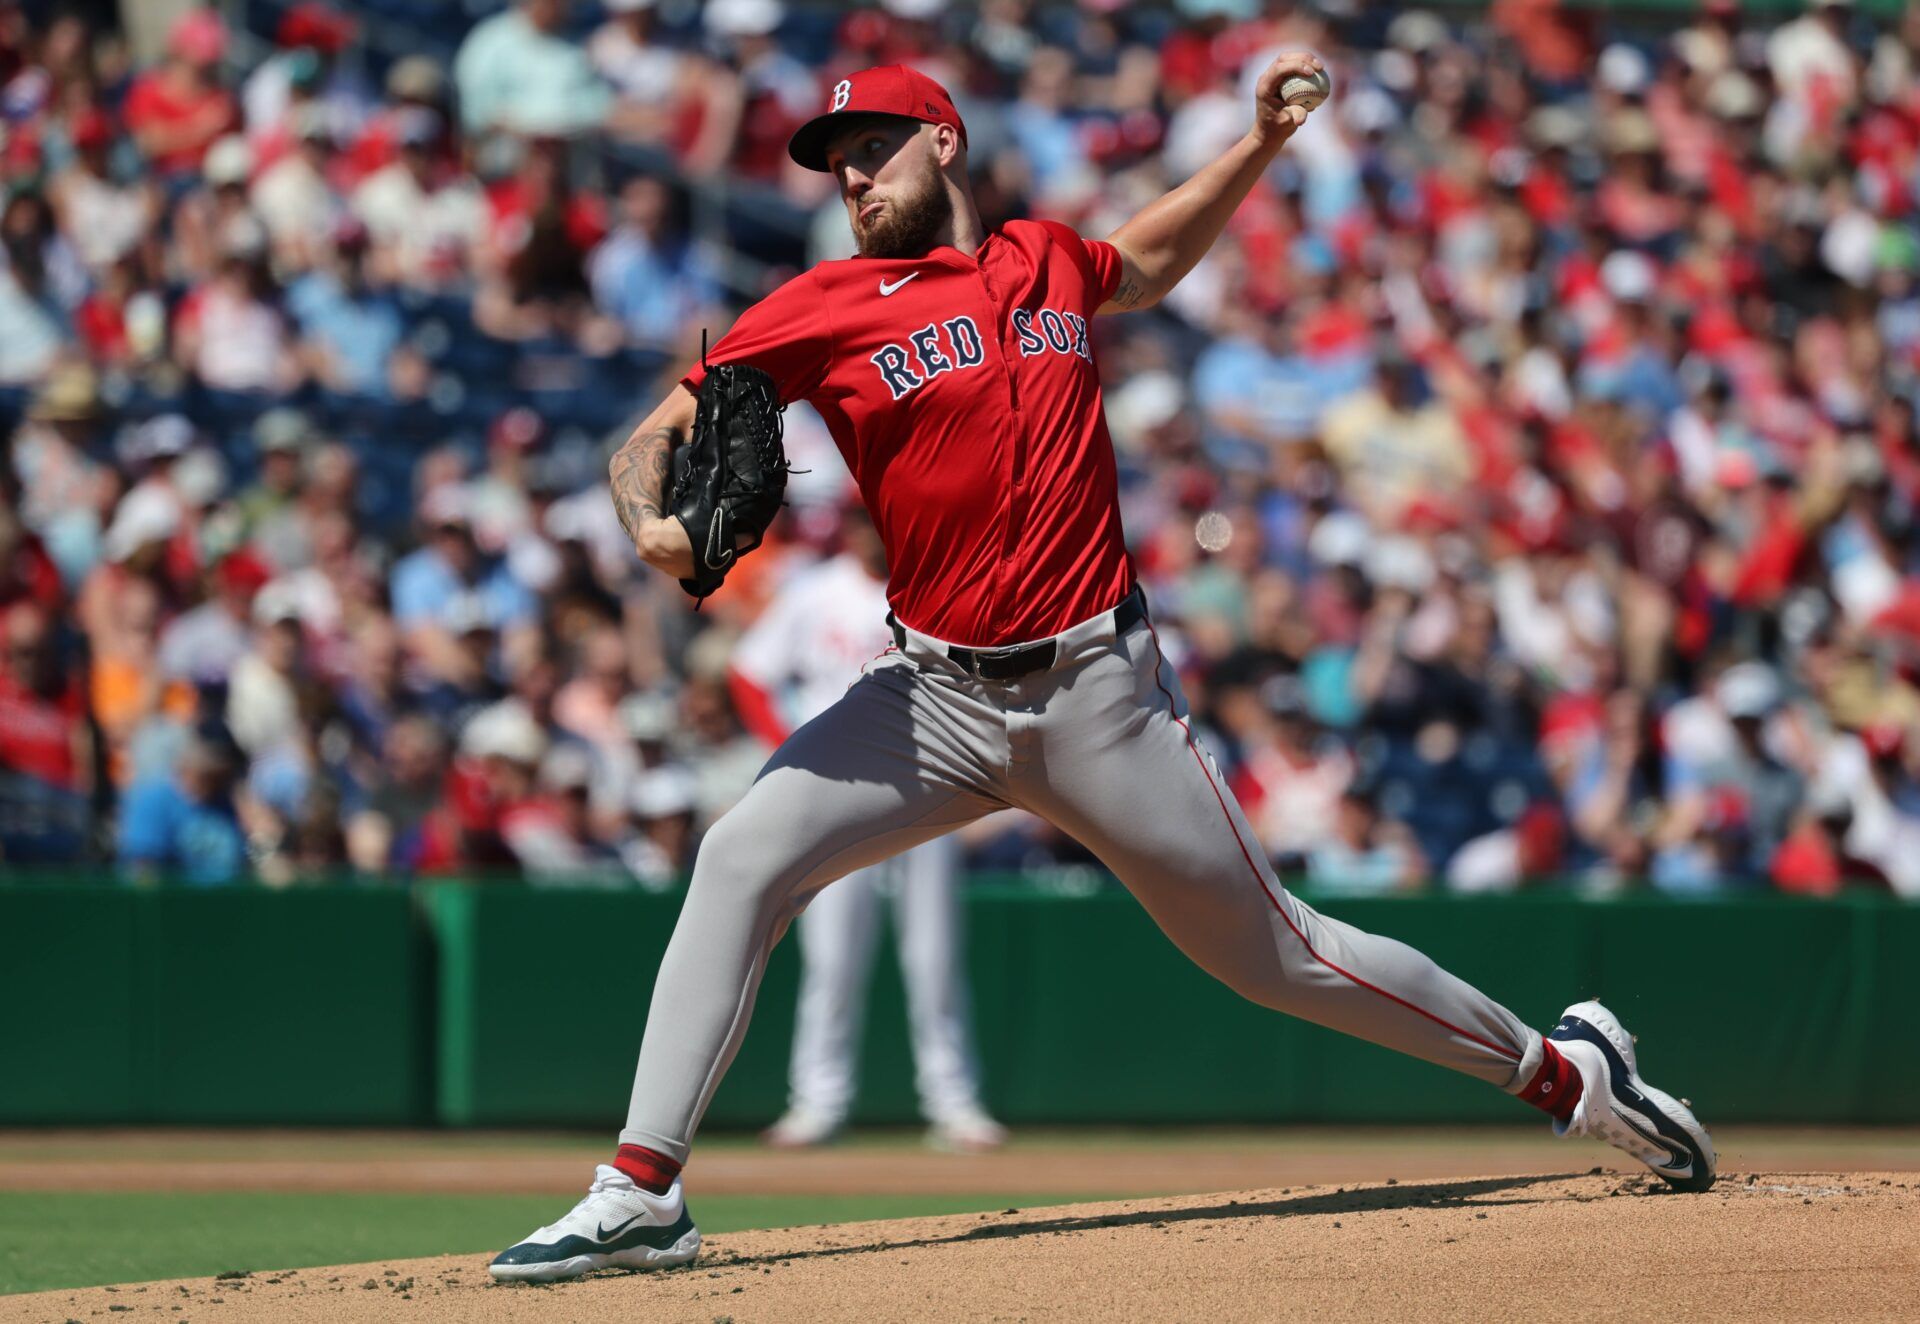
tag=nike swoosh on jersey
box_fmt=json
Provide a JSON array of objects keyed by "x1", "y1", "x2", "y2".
[{"x1": 878, "y1": 273, "x2": 919, "y2": 296}]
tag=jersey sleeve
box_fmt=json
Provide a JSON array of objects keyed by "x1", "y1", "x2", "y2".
[
  {"x1": 679, "y1": 270, "x2": 832, "y2": 405},
  {"x1": 1036, "y1": 219, "x2": 1123, "y2": 308}
]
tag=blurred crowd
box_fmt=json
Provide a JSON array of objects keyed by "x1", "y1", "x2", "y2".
[{"x1": 2, "y1": 0, "x2": 1919, "y2": 898}]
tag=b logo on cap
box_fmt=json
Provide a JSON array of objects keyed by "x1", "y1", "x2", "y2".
[{"x1": 831, "y1": 79, "x2": 851, "y2": 112}]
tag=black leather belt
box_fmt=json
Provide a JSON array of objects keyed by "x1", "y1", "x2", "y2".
[{"x1": 889, "y1": 587, "x2": 1146, "y2": 681}]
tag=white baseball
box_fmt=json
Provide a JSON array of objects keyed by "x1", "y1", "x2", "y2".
[{"x1": 1279, "y1": 68, "x2": 1331, "y2": 111}]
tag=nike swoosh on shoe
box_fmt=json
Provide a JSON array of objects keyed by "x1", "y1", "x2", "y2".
[
  {"x1": 491, "y1": 1209, "x2": 698, "y2": 1266},
  {"x1": 1553, "y1": 1014, "x2": 1712, "y2": 1190},
  {"x1": 595, "y1": 1214, "x2": 642, "y2": 1242}
]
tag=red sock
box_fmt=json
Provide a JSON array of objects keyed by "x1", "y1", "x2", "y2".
[
  {"x1": 613, "y1": 1144, "x2": 682, "y2": 1194},
  {"x1": 1516, "y1": 1039, "x2": 1582, "y2": 1122}
]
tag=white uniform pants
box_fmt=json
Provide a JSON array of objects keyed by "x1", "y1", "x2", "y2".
[{"x1": 785, "y1": 835, "x2": 985, "y2": 1124}]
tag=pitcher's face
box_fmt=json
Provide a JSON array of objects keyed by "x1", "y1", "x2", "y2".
[{"x1": 826, "y1": 118, "x2": 951, "y2": 259}]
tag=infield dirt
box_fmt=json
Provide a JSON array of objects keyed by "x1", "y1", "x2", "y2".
[{"x1": 7, "y1": 1170, "x2": 1917, "y2": 1323}]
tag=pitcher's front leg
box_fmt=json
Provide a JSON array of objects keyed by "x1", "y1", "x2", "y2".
[{"x1": 620, "y1": 662, "x2": 1002, "y2": 1163}]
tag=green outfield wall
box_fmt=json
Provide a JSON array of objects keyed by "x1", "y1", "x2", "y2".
[
  {"x1": 0, "y1": 885, "x2": 432, "y2": 1124},
  {"x1": 3, "y1": 883, "x2": 1916, "y2": 1127}
]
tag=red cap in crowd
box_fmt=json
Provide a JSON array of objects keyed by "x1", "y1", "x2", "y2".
[
  {"x1": 70, "y1": 107, "x2": 113, "y2": 152},
  {"x1": 278, "y1": 3, "x2": 356, "y2": 54},
  {"x1": 215, "y1": 548, "x2": 273, "y2": 601},
  {"x1": 1862, "y1": 723, "x2": 1907, "y2": 760},
  {"x1": 786, "y1": 64, "x2": 966, "y2": 172}
]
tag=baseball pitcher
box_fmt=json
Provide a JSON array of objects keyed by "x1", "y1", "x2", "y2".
[{"x1": 492, "y1": 56, "x2": 1715, "y2": 1283}]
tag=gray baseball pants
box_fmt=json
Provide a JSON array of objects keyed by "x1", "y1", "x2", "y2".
[{"x1": 621, "y1": 597, "x2": 1545, "y2": 1161}]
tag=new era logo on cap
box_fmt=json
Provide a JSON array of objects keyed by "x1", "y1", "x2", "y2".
[{"x1": 787, "y1": 64, "x2": 967, "y2": 172}]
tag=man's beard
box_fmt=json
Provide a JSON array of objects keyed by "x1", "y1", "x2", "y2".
[{"x1": 854, "y1": 165, "x2": 952, "y2": 259}]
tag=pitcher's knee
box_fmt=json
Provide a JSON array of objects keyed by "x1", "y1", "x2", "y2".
[
  {"x1": 686, "y1": 811, "x2": 804, "y2": 913},
  {"x1": 1201, "y1": 942, "x2": 1331, "y2": 1015},
  {"x1": 1213, "y1": 967, "x2": 1301, "y2": 1014}
]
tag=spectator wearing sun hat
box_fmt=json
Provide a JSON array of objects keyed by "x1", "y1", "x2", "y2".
[
  {"x1": 622, "y1": 763, "x2": 699, "y2": 888},
  {"x1": 439, "y1": 696, "x2": 550, "y2": 871},
  {"x1": 10, "y1": 366, "x2": 106, "y2": 581},
  {"x1": 704, "y1": 0, "x2": 814, "y2": 182},
  {"x1": 165, "y1": 131, "x2": 255, "y2": 284},
  {"x1": 329, "y1": 54, "x2": 445, "y2": 185}
]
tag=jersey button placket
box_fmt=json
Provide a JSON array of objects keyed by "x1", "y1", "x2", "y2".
[{"x1": 978, "y1": 261, "x2": 1022, "y2": 640}]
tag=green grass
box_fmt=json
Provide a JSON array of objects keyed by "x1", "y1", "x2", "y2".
[{"x1": 0, "y1": 1190, "x2": 1087, "y2": 1297}]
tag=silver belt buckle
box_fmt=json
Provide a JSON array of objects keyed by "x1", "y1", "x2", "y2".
[
  {"x1": 964, "y1": 644, "x2": 1014, "y2": 678},
  {"x1": 979, "y1": 639, "x2": 1054, "y2": 680}
]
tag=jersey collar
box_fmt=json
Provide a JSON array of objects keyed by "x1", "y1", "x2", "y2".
[{"x1": 851, "y1": 236, "x2": 995, "y2": 272}]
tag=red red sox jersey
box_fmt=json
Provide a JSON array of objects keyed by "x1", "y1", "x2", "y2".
[{"x1": 680, "y1": 218, "x2": 1135, "y2": 648}]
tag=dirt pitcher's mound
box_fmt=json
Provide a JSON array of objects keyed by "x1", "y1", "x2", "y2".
[{"x1": 8, "y1": 1172, "x2": 1919, "y2": 1323}]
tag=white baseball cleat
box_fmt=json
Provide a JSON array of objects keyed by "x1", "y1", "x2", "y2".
[
  {"x1": 488, "y1": 1164, "x2": 700, "y2": 1282},
  {"x1": 926, "y1": 1106, "x2": 1009, "y2": 1154},
  {"x1": 1548, "y1": 999, "x2": 1716, "y2": 1193},
  {"x1": 761, "y1": 1107, "x2": 845, "y2": 1149}
]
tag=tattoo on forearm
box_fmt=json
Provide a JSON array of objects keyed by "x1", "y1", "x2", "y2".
[
  {"x1": 1111, "y1": 276, "x2": 1146, "y2": 309},
  {"x1": 609, "y1": 425, "x2": 680, "y2": 544}
]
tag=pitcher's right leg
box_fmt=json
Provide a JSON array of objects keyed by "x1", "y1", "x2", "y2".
[
  {"x1": 620, "y1": 659, "x2": 1003, "y2": 1164},
  {"x1": 495, "y1": 659, "x2": 1003, "y2": 1281}
]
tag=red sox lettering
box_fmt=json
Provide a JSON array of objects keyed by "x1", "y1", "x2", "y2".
[
  {"x1": 869, "y1": 314, "x2": 987, "y2": 400},
  {"x1": 871, "y1": 308, "x2": 1089, "y2": 401},
  {"x1": 1012, "y1": 307, "x2": 1090, "y2": 361}
]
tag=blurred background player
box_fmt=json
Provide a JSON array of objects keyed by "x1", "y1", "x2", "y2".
[{"x1": 729, "y1": 505, "x2": 1005, "y2": 1153}]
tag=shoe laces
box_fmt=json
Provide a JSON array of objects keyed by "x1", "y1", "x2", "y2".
[{"x1": 566, "y1": 1163, "x2": 638, "y2": 1216}]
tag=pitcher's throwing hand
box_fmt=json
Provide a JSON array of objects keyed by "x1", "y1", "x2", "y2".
[{"x1": 1252, "y1": 51, "x2": 1329, "y2": 144}]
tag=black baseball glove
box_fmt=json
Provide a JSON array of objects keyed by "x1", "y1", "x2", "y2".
[{"x1": 668, "y1": 360, "x2": 790, "y2": 601}]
